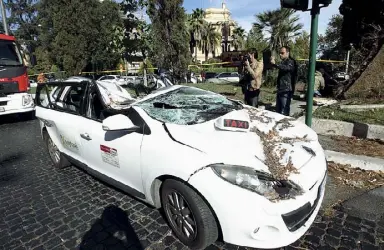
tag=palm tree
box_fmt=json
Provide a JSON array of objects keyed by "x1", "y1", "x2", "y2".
[
  {"x1": 254, "y1": 8, "x2": 303, "y2": 54},
  {"x1": 231, "y1": 26, "x2": 246, "y2": 51},
  {"x1": 187, "y1": 8, "x2": 206, "y2": 62},
  {"x1": 199, "y1": 23, "x2": 221, "y2": 62}
]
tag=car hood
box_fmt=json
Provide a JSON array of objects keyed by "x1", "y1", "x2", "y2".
[{"x1": 164, "y1": 106, "x2": 323, "y2": 182}]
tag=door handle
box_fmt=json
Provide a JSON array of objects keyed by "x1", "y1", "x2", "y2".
[{"x1": 80, "y1": 133, "x2": 92, "y2": 141}]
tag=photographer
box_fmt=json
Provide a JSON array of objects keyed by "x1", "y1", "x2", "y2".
[{"x1": 240, "y1": 48, "x2": 264, "y2": 107}]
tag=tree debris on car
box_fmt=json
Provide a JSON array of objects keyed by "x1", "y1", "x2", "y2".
[{"x1": 247, "y1": 108, "x2": 311, "y2": 181}]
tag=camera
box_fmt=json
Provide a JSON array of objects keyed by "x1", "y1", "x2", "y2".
[{"x1": 242, "y1": 54, "x2": 250, "y2": 65}]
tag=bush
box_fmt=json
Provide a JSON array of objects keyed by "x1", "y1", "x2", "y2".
[{"x1": 262, "y1": 70, "x2": 278, "y2": 88}]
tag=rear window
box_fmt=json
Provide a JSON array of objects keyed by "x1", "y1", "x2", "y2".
[{"x1": 0, "y1": 40, "x2": 23, "y2": 66}]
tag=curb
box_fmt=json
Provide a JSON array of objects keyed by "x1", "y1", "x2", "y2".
[
  {"x1": 325, "y1": 150, "x2": 384, "y2": 172},
  {"x1": 296, "y1": 117, "x2": 384, "y2": 141},
  {"x1": 340, "y1": 104, "x2": 384, "y2": 111}
]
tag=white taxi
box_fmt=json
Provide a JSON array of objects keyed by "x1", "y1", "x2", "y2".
[{"x1": 35, "y1": 77, "x2": 327, "y2": 250}]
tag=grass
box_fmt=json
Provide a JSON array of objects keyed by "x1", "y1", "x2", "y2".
[
  {"x1": 313, "y1": 105, "x2": 384, "y2": 126},
  {"x1": 341, "y1": 98, "x2": 384, "y2": 105}
]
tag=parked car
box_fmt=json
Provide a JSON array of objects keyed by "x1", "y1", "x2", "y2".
[
  {"x1": 98, "y1": 75, "x2": 127, "y2": 86},
  {"x1": 203, "y1": 71, "x2": 217, "y2": 82},
  {"x1": 35, "y1": 79, "x2": 327, "y2": 250},
  {"x1": 205, "y1": 72, "x2": 240, "y2": 84},
  {"x1": 334, "y1": 71, "x2": 350, "y2": 81}
]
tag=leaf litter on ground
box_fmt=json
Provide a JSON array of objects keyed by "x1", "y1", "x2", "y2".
[{"x1": 327, "y1": 161, "x2": 384, "y2": 189}]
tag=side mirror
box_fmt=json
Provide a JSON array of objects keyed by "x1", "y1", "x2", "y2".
[{"x1": 102, "y1": 114, "x2": 139, "y2": 132}]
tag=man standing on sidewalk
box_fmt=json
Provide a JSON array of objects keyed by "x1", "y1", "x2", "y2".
[
  {"x1": 241, "y1": 48, "x2": 264, "y2": 107},
  {"x1": 270, "y1": 46, "x2": 296, "y2": 116}
]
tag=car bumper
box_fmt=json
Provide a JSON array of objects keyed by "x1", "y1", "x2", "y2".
[
  {"x1": 0, "y1": 106, "x2": 35, "y2": 115},
  {"x1": 188, "y1": 166, "x2": 327, "y2": 249},
  {"x1": 0, "y1": 93, "x2": 35, "y2": 116}
]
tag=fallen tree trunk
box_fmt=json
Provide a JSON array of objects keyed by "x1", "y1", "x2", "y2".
[{"x1": 335, "y1": 24, "x2": 384, "y2": 99}]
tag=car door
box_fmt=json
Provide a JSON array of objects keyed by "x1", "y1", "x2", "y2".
[
  {"x1": 229, "y1": 72, "x2": 240, "y2": 83},
  {"x1": 77, "y1": 87, "x2": 146, "y2": 196},
  {"x1": 35, "y1": 82, "x2": 88, "y2": 163},
  {"x1": 219, "y1": 73, "x2": 230, "y2": 81}
]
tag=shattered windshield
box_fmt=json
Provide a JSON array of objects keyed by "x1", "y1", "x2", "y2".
[{"x1": 135, "y1": 86, "x2": 243, "y2": 125}]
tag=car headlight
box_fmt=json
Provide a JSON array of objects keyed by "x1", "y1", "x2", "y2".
[
  {"x1": 22, "y1": 94, "x2": 33, "y2": 106},
  {"x1": 211, "y1": 164, "x2": 303, "y2": 201}
]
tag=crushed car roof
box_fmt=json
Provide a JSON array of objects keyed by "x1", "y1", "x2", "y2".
[{"x1": 64, "y1": 76, "x2": 136, "y2": 109}]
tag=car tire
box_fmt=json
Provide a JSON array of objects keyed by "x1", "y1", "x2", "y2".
[
  {"x1": 161, "y1": 179, "x2": 218, "y2": 250},
  {"x1": 43, "y1": 131, "x2": 70, "y2": 169}
]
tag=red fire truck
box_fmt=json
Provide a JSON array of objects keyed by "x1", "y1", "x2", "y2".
[{"x1": 0, "y1": 33, "x2": 35, "y2": 119}]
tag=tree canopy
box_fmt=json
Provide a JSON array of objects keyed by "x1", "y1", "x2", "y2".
[{"x1": 147, "y1": 0, "x2": 190, "y2": 78}]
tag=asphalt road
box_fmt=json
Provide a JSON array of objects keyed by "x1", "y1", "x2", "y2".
[{"x1": 0, "y1": 116, "x2": 383, "y2": 250}]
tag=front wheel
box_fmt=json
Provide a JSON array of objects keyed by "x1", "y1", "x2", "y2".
[
  {"x1": 161, "y1": 179, "x2": 218, "y2": 250},
  {"x1": 43, "y1": 131, "x2": 70, "y2": 169}
]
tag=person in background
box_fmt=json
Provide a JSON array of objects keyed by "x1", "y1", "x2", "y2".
[
  {"x1": 270, "y1": 46, "x2": 296, "y2": 116},
  {"x1": 37, "y1": 73, "x2": 46, "y2": 84},
  {"x1": 301, "y1": 67, "x2": 326, "y2": 99},
  {"x1": 241, "y1": 48, "x2": 264, "y2": 107},
  {"x1": 314, "y1": 68, "x2": 325, "y2": 97}
]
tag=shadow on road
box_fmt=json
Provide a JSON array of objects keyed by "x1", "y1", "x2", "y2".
[
  {"x1": 79, "y1": 205, "x2": 143, "y2": 250},
  {"x1": 0, "y1": 153, "x2": 24, "y2": 185},
  {"x1": 0, "y1": 113, "x2": 36, "y2": 125}
]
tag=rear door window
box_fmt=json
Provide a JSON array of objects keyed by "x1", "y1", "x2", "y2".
[{"x1": 35, "y1": 82, "x2": 88, "y2": 116}]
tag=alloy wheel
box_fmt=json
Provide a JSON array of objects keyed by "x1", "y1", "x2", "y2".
[
  {"x1": 165, "y1": 190, "x2": 197, "y2": 241},
  {"x1": 47, "y1": 137, "x2": 60, "y2": 164}
]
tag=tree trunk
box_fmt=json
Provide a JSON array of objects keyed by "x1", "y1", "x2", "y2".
[
  {"x1": 195, "y1": 45, "x2": 198, "y2": 62},
  {"x1": 335, "y1": 34, "x2": 384, "y2": 99}
]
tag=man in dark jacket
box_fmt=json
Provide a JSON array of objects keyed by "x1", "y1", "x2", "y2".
[{"x1": 270, "y1": 46, "x2": 296, "y2": 116}]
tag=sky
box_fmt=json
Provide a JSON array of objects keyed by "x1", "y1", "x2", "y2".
[{"x1": 183, "y1": 0, "x2": 343, "y2": 35}]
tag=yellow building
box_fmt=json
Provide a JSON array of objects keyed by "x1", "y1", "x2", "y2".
[{"x1": 194, "y1": 2, "x2": 237, "y2": 63}]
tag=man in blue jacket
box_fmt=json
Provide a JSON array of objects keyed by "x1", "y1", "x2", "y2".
[{"x1": 270, "y1": 46, "x2": 297, "y2": 116}]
